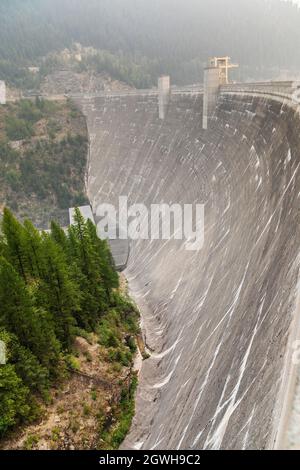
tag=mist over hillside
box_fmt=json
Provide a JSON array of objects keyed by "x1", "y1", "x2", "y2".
[{"x1": 1, "y1": 0, "x2": 300, "y2": 86}]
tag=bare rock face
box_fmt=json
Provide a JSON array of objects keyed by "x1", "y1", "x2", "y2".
[
  {"x1": 41, "y1": 71, "x2": 131, "y2": 96},
  {"x1": 76, "y1": 92, "x2": 300, "y2": 450},
  {"x1": 73, "y1": 337, "x2": 90, "y2": 355}
]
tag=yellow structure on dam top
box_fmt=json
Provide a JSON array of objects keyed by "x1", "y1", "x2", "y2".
[{"x1": 209, "y1": 56, "x2": 239, "y2": 85}]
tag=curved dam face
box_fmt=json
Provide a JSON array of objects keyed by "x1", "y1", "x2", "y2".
[{"x1": 77, "y1": 92, "x2": 300, "y2": 449}]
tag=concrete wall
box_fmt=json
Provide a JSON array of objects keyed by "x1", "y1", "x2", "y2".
[
  {"x1": 0, "y1": 81, "x2": 6, "y2": 105},
  {"x1": 75, "y1": 91, "x2": 300, "y2": 450}
]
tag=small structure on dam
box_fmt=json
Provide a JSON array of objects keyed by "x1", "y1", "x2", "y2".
[
  {"x1": 158, "y1": 75, "x2": 171, "y2": 120},
  {"x1": 202, "y1": 66, "x2": 220, "y2": 130},
  {"x1": 0, "y1": 80, "x2": 6, "y2": 105},
  {"x1": 209, "y1": 56, "x2": 239, "y2": 85},
  {"x1": 203, "y1": 57, "x2": 238, "y2": 129}
]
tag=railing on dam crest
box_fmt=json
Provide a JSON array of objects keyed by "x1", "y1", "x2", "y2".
[{"x1": 220, "y1": 81, "x2": 300, "y2": 108}]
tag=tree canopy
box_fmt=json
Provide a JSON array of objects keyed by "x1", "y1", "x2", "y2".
[{"x1": 0, "y1": 208, "x2": 119, "y2": 436}]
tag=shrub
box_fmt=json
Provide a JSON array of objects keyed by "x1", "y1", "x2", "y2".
[
  {"x1": 18, "y1": 100, "x2": 42, "y2": 124},
  {"x1": 23, "y1": 434, "x2": 39, "y2": 450},
  {"x1": 5, "y1": 116, "x2": 34, "y2": 141},
  {"x1": 65, "y1": 355, "x2": 80, "y2": 371},
  {"x1": 108, "y1": 374, "x2": 138, "y2": 448},
  {"x1": 126, "y1": 336, "x2": 137, "y2": 353},
  {"x1": 82, "y1": 403, "x2": 91, "y2": 416},
  {"x1": 90, "y1": 390, "x2": 97, "y2": 401},
  {"x1": 5, "y1": 170, "x2": 21, "y2": 189}
]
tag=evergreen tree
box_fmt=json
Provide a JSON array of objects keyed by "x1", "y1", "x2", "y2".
[
  {"x1": 67, "y1": 209, "x2": 108, "y2": 328},
  {"x1": 0, "y1": 257, "x2": 38, "y2": 347},
  {"x1": 0, "y1": 364, "x2": 30, "y2": 436},
  {"x1": 0, "y1": 329, "x2": 49, "y2": 395},
  {"x1": 22, "y1": 220, "x2": 44, "y2": 279},
  {"x1": 86, "y1": 219, "x2": 119, "y2": 296},
  {"x1": 0, "y1": 257, "x2": 60, "y2": 369},
  {"x1": 50, "y1": 221, "x2": 68, "y2": 253},
  {"x1": 1, "y1": 208, "x2": 28, "y2": 281},
  {"x1": 0, "y1": 207, "x2": 124, "y2": 437},
  {"x1": 36, "y1": 235, "x2": 78, "y2": 346}
]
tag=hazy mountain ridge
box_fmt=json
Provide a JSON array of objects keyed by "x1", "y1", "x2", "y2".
[{"x1": 0, "y1": 0, "x2": 300, "y2": 86}]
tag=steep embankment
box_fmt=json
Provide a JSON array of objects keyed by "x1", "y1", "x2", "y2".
[
  {"x1": 0, "y1": 99, "x2": 88, "y2": 228},
  {"x1": 77, "y1": 92, "x2": 300, "y2": 449}
]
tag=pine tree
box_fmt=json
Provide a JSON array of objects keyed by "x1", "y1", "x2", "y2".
[
  {"x1": 0, "y1": 364, "x2": 30, "y2": 436},
  {"x1": 68, "y1": 209, "x2": 108, "y2": 328},
  {"x1": 0, "y1": 329, "x2": 49, "y2": 395},
  {"x1": 22, "y1": 220, "x2": 44, "y2": 279},
  {"x1": 1, "y1": 208, "x2": 28, "y2": 281},
  {"x1": 86, "y1": 219, "x2": 119, "y2": 296},
  {"x1": 0, "y1": 256, "x2": 37, "y2": 346},
  {"x1": 50, "y1": 221, "x2": 68, "y2": 252},
  {"x1": 36, "y1": 234, "x2": 78, "y2": 346},
  {"x1": 0, "y1": 207, "x2": 125, "y2": 438},
  {"x1": 0, "y1": 257, "x2": 60, "y2": 369}
]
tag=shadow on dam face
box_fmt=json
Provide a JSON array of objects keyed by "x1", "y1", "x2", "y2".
[{"x1": 76, "y1": 93, "x2": 300, "y2": 450}]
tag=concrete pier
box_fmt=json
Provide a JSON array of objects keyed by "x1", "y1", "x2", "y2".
[
  {"x1": 202, "y1": 67, "x2": 220, "y2": 129},
  {"x1": 0, "y1": 81, "x2": 6, "y2": 105},
  {"x1": 158, "y1": 75, "x2": 170, "y2": 120}
]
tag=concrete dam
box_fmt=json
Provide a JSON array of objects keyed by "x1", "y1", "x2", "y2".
[{"x1": 75, "y1": 83, "x2": 300, "y2": 449}]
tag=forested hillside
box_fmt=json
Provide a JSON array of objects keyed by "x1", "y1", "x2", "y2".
[
  {"x1": 1, "y1": 0, "x2": 300, "y2": 88},
  {"x1": 0, "y1": 98, "x2": 88, "y2": 227},
  {"x1": 0, "y1": 209, "x2": 139, "y2": 449}
]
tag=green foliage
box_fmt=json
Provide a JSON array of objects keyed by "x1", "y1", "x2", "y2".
[
  {"x1": 0, "y1": 208, "x2": 124, "y2": 437},
  {"x1": 98, "y1": 310, "x2": 122, "y2": 349},
  {"x1": 0, "y1": 364, "x2": 30, "y2": 436},
  {"x1": 81, "y1": 50, "x2": 157, "y2": 89},
  {"x1": 65, "y1": 354, "x2": 80, "y2": 371},
  {"x1": 108, "y1": 348, "x2": 132, "y2": 367},
  {"x1": 51, "y1": 426, "x2": 61, "y2": 442},
  {"x1": 90, "y1": 390, "x2": 97, "y2": 401},
  {"x1": 111, "y1": 374, "x2": 138, "y2": 448},
  {"x1": 0, "y1": 329, "x2": 49, "y2": 395},
  {"x1": 126, "y1": 336, "x2": 137, "y2": 354},
  {"x1": 0, "y1": 141, "x2": 19, "y2": 164},
  {"x1": 0, "y1": 60, "x2": 42, "y2": 91},
  {"x1": 0, "y1": 99, "x2": 88, "y2": 218},
  {"x1": 15, "y1": 135, "x2": 87, "y2": 209},
  {"x1": 99, "y1": 374, "x2": 138, "y2": 449},
  {"x1": 4, "y1": 170, "x2": 21, "y2": 189},
  {"x1": 18, "y1": 100, "x2": 42, "y2": 123},
  {"x1": 97, "y1": 306, "x2": 138, "y2": 370},
  {"x1": 66, "y1": 209, "x2": 112, "y2": 330},
  {"x1": 5, "y1": 115, "x2": 34, "y2": 141},
  {"x1": 82, "y1": 403, "x2": 91, "y2": 417},
  {"x1": 71, "y1": 326, "x2": 93, "y2": 344},
  {"x1": 23, "y1": 434, "x2": 40, "y2": 450},
  {"x1": 111, "y1": 292, "x2": 140, "y2": 335}
]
